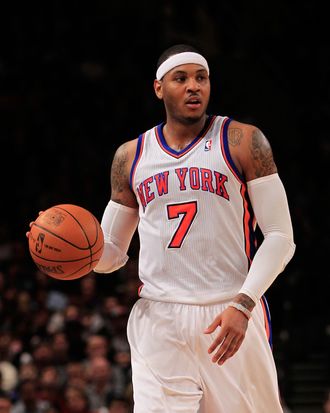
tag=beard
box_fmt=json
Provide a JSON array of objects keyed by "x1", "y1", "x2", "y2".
[
  {"x1": 171, "y1": 110, "x2": 206, "y2": 126},
  {"x1": 164, "y1": 97, "x2": 209, "y2": 126}
]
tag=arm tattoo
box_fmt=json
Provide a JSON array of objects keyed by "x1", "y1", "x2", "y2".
[
  {"x1": 233, "y1": 293, "x2": 256, "y2": 311},
  {"x1": 250, "y1": 129, "x2": 277, "y2": 178},
  {"x1": 111, "y1": 143, "x2": 129, "y2": 194},
  {"x1": 228, "y1": 128, "x2": 243, "y2": 146}
]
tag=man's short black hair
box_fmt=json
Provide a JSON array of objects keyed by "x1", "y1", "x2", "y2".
[{"x1": 156, "y1": 44, "x2": 201, "y2": 70}]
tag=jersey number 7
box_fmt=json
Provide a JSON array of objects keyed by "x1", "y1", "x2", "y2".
[{"x1": 166, "y1": 201, "x2": 198, "y2": 248}]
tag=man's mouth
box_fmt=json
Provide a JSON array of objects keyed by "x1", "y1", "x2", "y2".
[{"x1": 186, "y1": 98, "x2": 201, "y2": 107}]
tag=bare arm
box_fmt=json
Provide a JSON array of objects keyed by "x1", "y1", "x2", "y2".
[
  {"x1": 93, "y1": 139, "x2": 139, "y2": 274},
  {"x1": 110, "y1": 140, "x2": 139, "y2": 208},
  {"x1": 228, "y1": 122, "x2": 277, "y2": 182}
]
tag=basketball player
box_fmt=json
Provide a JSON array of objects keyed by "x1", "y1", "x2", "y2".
[{"x1": 94, "y1": 43, "x2": 296, "y2": 412}]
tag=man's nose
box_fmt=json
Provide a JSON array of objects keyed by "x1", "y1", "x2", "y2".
[{"x1": 186, "y1": 77, "x2": 200, "y2": 91}]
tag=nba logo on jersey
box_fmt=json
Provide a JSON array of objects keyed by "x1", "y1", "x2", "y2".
[{"x1": 204, "y1": 139, "x2": 212, "y2": 151}]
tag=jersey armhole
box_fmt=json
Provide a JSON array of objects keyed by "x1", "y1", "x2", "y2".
[
  {"x1": 129, "y1": 133, "x2": 145, "y2": 190},
  {"x1": 220, "y1": 117, "x2": 245, "y2": 183}
]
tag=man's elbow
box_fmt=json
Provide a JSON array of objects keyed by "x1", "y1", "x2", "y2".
[
  {"x1": 93, "y1": 241, "x2": 129, "y2": 274},
  {"x1": 270, "y1": 231, "x2": 296, "y2": 269}
]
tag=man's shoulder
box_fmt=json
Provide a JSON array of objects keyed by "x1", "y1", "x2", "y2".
[
  {"x1": 115, "y1": 137, "x2": 139, "y2": 158},
  {"x1": 118, "y1": 122, "x2": 162, "y2": 155},
  {"x1": 228, "y1": 119, "x2": 258, "y2": 134}
]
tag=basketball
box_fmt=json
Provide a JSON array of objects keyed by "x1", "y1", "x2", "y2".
[{"x1": 28, "y1": 204, "x2": 104, "y2": 280}]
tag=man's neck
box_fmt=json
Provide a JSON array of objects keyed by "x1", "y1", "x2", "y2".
[{"x1": 163, "y1": 115, "x2": 208, "y2": 151}]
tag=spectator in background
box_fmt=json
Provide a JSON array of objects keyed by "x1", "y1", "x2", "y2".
[
  {"x1": 81, "y1": 310, "x2": 105, "y2": 340},
  {"x1": 79, "y1": 277, "x2": 99, "y2": 310},
  {"x1": 0, "y1": 361, "x2": 18, "y2": 395},
  {"x1": 85, "y1": 356, "x2": 116, "y2": 410},
  {"x1": 108, "y1": 397, "x2": 131, "y2": 413},
  {"x1": 0, "y1": 333, "x2": 15, "y2": 363},
  {"x1": 62, "y1": 306, "x2": 85, "y2": 361},
  {"x1": 101, "y1": 297, "x2": 128, "y2": 338},
  {"x1": 108, "y1": 315, "x2": 129, "y2": 361},
  {"x1": 38, "y1": 366, "x2": 62, "y2": 411},
  {"x1": 83, "y1": 335, "x2": 110, "y2": 367},
  {"x1": 17, "y1": 361, "x2": 38, "y2": 383},
  {"x1": 0, "y1": 391, "x2": 12, "y2": 413},
  {"x1": 31, "y1": 342, "x2": 54, "y2": 371},
  {"x1": 11, "y1": 379, "x2": 51, "y2": 413},
  {"x1": 51, "y1": 333, "x2": 70, "y2": 363},
  {"x1": 111, "y1": 351, "x2": 131, "y2": 404},
  {"x1": 60, "y1": 385, "x2": 93, "y2": 413},
  {"x1": 50, "y1": 332, "x2": 70, "y2": 383},
  {"x1": 64, "y1": 362, "x2": 87, "y2": 390}
]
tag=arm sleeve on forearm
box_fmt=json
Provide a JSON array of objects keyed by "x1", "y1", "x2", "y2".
[
  {"x1": 93, "y1": 200, "x2": 139, "y2": 273},
  {"x1": 238, "y1": 173, "x2": 296, "y2": 303}
]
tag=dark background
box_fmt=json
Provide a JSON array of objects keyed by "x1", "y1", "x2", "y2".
[{"x1": 0, "y1": 2, "x2": 329, "y2": 412}]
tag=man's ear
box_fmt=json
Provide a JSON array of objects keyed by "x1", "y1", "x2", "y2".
[{"x1": 153, "y1": 79, "x2": 163, "y2": 100}]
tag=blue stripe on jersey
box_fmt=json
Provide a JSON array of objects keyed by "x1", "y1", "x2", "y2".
[
  {"x1": 129, "y1": 134, "x2": 144, "y2": 190},
  {"x1": 222, "y1": 118, "x2": 245, "y2": 182},
  {"x1": 261, "y1": 295, "x2": 273, "y2": 348},
  {"x1": 156, "y1": 115, "x2": 213, "y2": 157}
]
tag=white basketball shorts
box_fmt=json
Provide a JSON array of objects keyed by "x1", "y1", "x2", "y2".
[{"x1": 127, "y1": 298, "x2": 283, "y2": 413}]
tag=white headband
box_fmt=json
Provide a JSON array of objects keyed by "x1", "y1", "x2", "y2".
[{"x1": 156, "y1": 52, "x2": 209, "y2": 80}]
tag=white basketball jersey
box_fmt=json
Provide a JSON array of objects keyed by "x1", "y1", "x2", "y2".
[{"x1": 130, "y1": 115, "x2": 258, "y2": 304}]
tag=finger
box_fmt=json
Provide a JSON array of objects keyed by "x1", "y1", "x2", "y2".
[
  {"x1": 207, "y1": 329, "x2": 228, "y2": 354},
  {"x1": 217, "y1": 336, "x2": 244, "y2": 365},
  {"x1": 210, "y1": 334, "x2": 234, "y2": 362},
  {"x1": 27, "y1": 219, "x2": 36, "y2": 237},
  {"x1": 204, "y1": 316, "x2": 222, "y2": 334}
]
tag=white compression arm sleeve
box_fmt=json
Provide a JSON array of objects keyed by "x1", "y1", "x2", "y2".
[
  {"x1": 239, "y1": 173, "x2": 296, "y2": 303},
  {"x1": 93, "y1": 200, "x2": 139, "y2": 274}
]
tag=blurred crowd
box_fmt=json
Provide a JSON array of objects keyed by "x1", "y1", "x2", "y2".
[{"x1": 0, "y1": 239, "x2": 141, "y2": 413}]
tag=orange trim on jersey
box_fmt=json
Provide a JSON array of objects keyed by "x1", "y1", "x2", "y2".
[
  {"x1": 130, "y1": 133, "x2": 146, "y2": 190},
  {"x1": 138, "y1": 284, "x2": 144, "y2": 296},
  {"x1": 155, "y1": 116, "x2": 216, "y2": 159},
  {"x1": 260, "y1": 297, "x2": 271, "y2": 343},
  {"x1": 240, "y1": 184, "x2": 252, "y2": 266},
  {"x1": 220, "y1": 117, "x2": 256, "y2": 265}
]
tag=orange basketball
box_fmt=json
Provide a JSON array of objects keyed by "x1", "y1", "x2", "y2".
[{"x1": 28, "y1": 204, "x2": 104, "y2": 280}]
